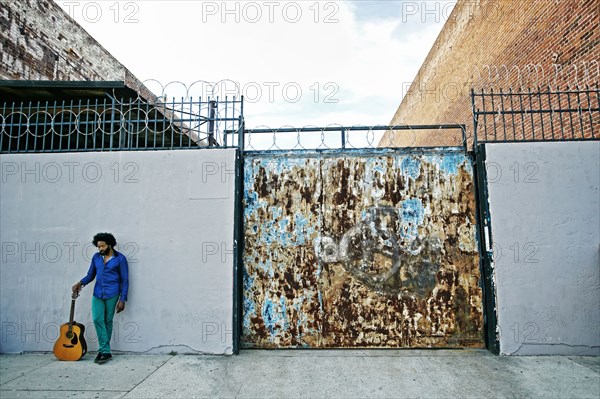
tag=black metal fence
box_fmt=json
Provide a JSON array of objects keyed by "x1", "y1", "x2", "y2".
[
  {"x1": 236, "y1": 124, "x2": 467, "y2": 152},
  {"x1": 2, "y1": 93, "x2": 467, "y2": 153},
  {"x1": 471, "y1": 84, "x2": 600, "y2": 150},
  {"x1": 0, "y1": 97, "x2": 244, "y2": 153}
]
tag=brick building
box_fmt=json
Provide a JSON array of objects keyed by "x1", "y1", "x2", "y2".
[
  {"x1": 382, "y1": 0, "x2": 599, "y2": 147},
  {"x1": 0, "y1": 1, "x2": 223, "y2": 151},
  {"x1": 0, "y1": 0, "x2": 141, "y2": 84}
]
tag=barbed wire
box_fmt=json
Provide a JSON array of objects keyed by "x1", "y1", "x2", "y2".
[
  {"x1": 471, "y1": 61, "x2": 599, "y2": 91},
  {"x1": 1, "y1": 107, "x2": 467, "y2": 151},
  {"x1": 0, "y1": 98, "x2": 243, "y2": 148},
  {"x1": 241, "y1": 125, "x2": 466, "y2": 151},
  {"x1": 111, "y1": 78, "x2": 244, "y2": 105}
]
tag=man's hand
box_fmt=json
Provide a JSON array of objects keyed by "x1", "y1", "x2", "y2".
[
  {"x1": 116, "y1": 301, "x2": 126, "y2": 313},
  {"x1": 72, "y1": 282, "x2": 82, "y2": 295}
]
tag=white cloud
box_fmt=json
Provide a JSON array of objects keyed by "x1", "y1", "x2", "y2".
[{"x1": 55, "y1": 0, "x2": 452, "y2": 129}]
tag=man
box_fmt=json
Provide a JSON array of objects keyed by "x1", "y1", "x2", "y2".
[{"x1": 72, "y1": 233, "x2": 129, "y2": 364}]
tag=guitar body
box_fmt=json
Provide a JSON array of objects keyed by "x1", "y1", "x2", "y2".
[
  {"x1": 53, "y1": 321, "x2": 87, "y2": 361},
  {"x1": 53, "y1": 292, "x2": 88, "y2": 361}
]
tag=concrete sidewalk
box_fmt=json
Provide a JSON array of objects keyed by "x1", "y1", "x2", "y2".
[{"x1": 1, "y1": 350, "x2": 598, "y2": 398}]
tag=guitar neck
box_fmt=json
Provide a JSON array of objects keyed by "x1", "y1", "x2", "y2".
[{"x1": 68, "y1": 298, "x2": 76, "y2": 332}]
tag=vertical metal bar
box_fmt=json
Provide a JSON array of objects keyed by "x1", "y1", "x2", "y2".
[
  {"x1": 224, "y1": 97, "x2": 229, "y2": 147},
  {"x1": 65, "y1": 99, "x2": 71, "y2": 150},
  {"x1": 170, "y1": 97, "x2": 175, "y2": 148},
  {"x1": 25, "y1": 100, "x2": 32, "y2": 151},
  {"x1": 472, "y1": 145, "x2": 499, "y2": 354},
  {"x1": 508, "y1": 88, "x2": 517, "y2": 141},
  {"x1": 164, "y1": 97, "x2": 168, "y2": 148},
  {"x1": 546, "y1": 86, "x2": 555, "y2": 139},
  {"x1": 159, "y1": 99, "x2": 164, "y2": 149},
  {"x1": 59, "y1": 100, "x2": 66, "y2": 151},
  {"x1": 14, "y1": 102, "x2": 20, "y2": 152},
  {"x1": 12, "y1": 102, "x2": 18, "y2": 151},
  {"x1": 122, "y1": 97, "x2": 127, "y2": 150},
  {"x1": 133, "y1": 97, "x2": 138, "y2": 149},
  {"x1": 594, "y1": 82, "x2": 600, "y2": 138},
  {"x1": 190, "y1": 96, "x2": 195, "y2": 148},
  {"x1": 527, "y1": 87, "x2": 535, "y2": 140},
  {"x1": 42, "y1": 100, "x2": 49, "y2": 151},
  {"x1": 499, "y1": 88, "x2": 507, "y2": 141},
  {"x1": 238, "y1": 96, "x2": 245, "y2": 151},
  {"x1": 111, "y1": 97, "x2": 117, "y2": 150},
  {"x1": 517, "y1": 89, "x2": 526, "y2": 140},
  {"x1": 480, "y1": 90, "x2": 489, "y2": 142},
  {"x1": 180, "y1": 96, "x2": 184, "y2": 148},
  {"x1": 566, "y1": 87, "x2": 576, "y2": 139},
  {"x1": 127, "y1": 97, "x2": 133, "y2": 150},
  {"x1": 5, "y1": 101, "x2": 10, "y2": 152},
  {"x1": 575, "y1": 87, "x2": 585, "y2": 138},
  {"x1": 83, "y1": 98, "x2": 93, "y2": 149},
  {"x1": 67, "y1": 99, "x2": 73, "y2": 151},
  {"x1": 584, "y1": 85, "x2": 594, "y2": 139},
  {"x1": 140, "y1": 97, "x2": 145, "y2": 149},
  {"x1": 74, "y1": 99, "x2": 80, "y2": 150},
  {"x1": 98, "y1": 98, "x2": 105, "y2": 150},
  {"x1": 95, "y1": 99, "x2": 101, "y2": 150},
  {"x1": 341, "y1": 127, "x2": 346, "y2": 149},
  {"x1": 79, "y1": 99, "x2": 86, "y2": 150},
  {"x1": 14, "y1": 101, "x2": 21, "y2": 151},
  {"x1": 90, "y1": 98, "x2": 97, "y2": 151},
  {"x1": 106, "y1": 97, "x2": 113, "y2": 151},
  {"x1": 489, "y1": 88, "x2": 498, "y2": 141},
  {"x1": 232, "y1": 147, "x2": 245, "y2": 355},
  {"x1": 556, "y1": 87, "x2": 565, "y2": 140},
  {"x1": 36, "y1": 101, "x2": 42, "y2": 151},
  {"x1": 537, "y1": 86, "x2": 545, "y2": 140},
  {"x1": 144, "y1": 97, "x2": 150, "y2": 149},
  {"x1": 208, "y1": 99, "x2": 217, "y2": 147},
  {"x1": 0, "y1": 101, "x2": 6, "y2": 152}
]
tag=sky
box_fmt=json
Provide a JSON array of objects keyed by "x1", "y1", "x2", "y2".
[{"x1": 55, "y1": 0, "x2": 455, "y2": 146}]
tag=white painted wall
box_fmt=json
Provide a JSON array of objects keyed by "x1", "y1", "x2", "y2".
[
  {"x1": 0, "y1": 149, "x2": 236, "y2": 354},
  {"x1": 485, "y1": 141, "x2": 599, "y2": 355}
]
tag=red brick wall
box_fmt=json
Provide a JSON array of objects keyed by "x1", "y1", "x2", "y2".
[
  {"x1": 0, "y1": 0, "x2": 140, "y2": 86},
  {"x1": 383, "y1": 0, "x2": 599, "y2": 147}
]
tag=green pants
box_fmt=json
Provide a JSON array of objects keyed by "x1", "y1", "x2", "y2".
[{"x1": 91, "y1": 295, "x2": 119, "y2": 354}]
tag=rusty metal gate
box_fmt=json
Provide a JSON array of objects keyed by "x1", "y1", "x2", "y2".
[{"x1": 241, "y1": 146, "x2": 484, "y2": 348}]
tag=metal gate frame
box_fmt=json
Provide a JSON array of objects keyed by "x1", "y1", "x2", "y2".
[
  {"x1": 229, "y1": 124, "x2": 501, "y2": 353},
  {"x1": 469, "y1": 84, "x2": 600, "y2": 355}
]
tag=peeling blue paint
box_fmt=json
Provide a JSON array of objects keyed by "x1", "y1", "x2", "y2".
[
  {"x1": 423, "y1": 153, "x2": 470, "y2": 176},
  {"x1": 372, "y1": 162, "x2": 386, "y2": 174},
  {"x1": 262, "y1": 296, "x2": 289, "y2": 340},
  {"x1": 293, "y1": 211, "x2": 316, "y2": 246},
  {"x1": 243, "y1": 269, "x2": 256, "y2": 331},
  {"x1": 280, "y1": 296, "x2": 289, "y2": 332},
  {"x1": 400, "y1": 198, "x2": 425, "y2": 240},
  {"x1": 243, "y1": 148, "x2": 482, "y2": 349},
  {"x1": 401, "y1": 156, "x2": 421, "y2": 180}
]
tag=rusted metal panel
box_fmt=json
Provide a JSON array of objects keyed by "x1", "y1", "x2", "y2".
[{"x1": 243, "y1": 148, "x2": 483, "y2": 348}]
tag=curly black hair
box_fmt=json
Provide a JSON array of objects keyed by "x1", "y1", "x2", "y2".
[{"x1": 92, "y1": 232, "x2": 117, "y2": 248}]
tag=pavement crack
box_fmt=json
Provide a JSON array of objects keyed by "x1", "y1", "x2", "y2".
[
  {"x1": 0, "y1": 356, "x2": 55, "y2": 386},
  {"x1": 121, "y1": 354, "x2": 175, "y2": 397},
  {"x1": 234, "y1": 376, "x2": 246, "y2": 399}
]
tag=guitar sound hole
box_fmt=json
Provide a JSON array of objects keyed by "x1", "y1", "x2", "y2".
[{"x1": 66, "y1": 332, "x2": 73, "y2": 339}]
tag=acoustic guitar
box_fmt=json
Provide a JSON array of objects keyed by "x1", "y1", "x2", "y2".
[{"x1": 53, "y1": 291, "x2": 87, "y2": 361}]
